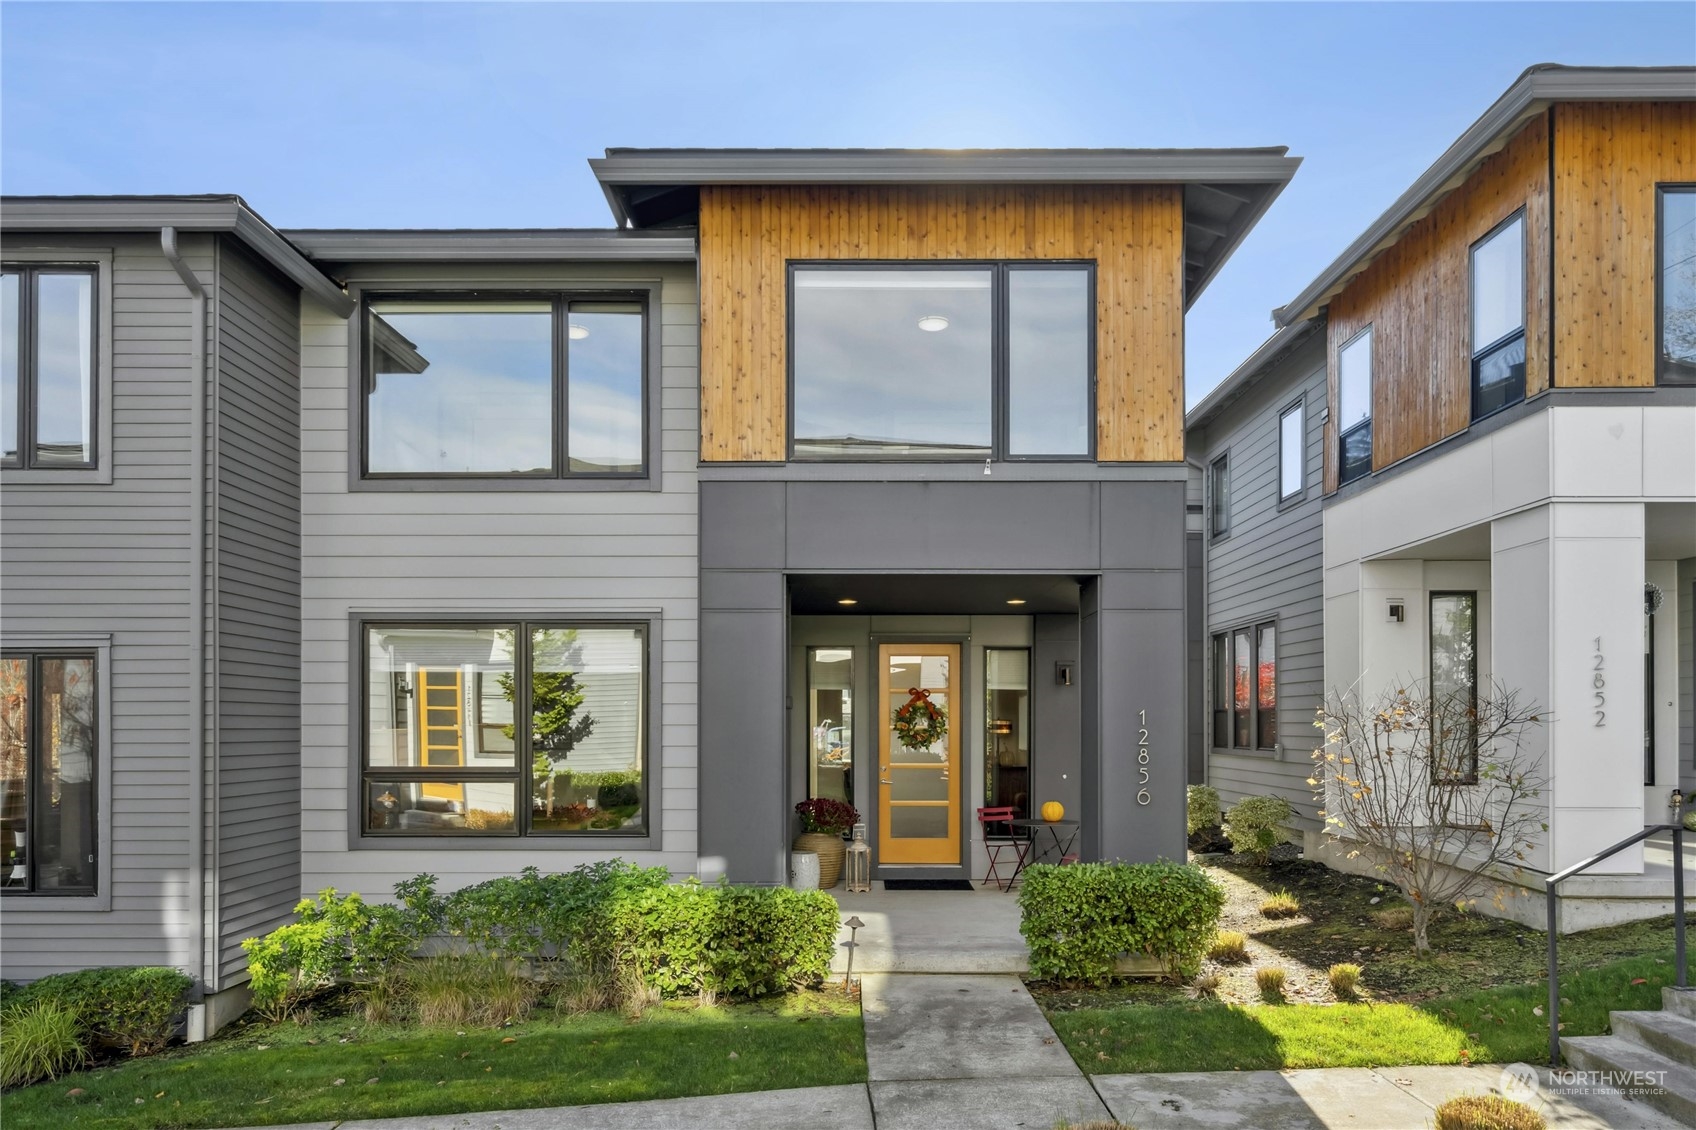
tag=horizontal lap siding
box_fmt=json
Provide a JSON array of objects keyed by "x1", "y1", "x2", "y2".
[
  {"x1": 300, "y1": 262, "x2": 700, "y2": 898},
  {"x1": 212, "y1": 240, "x2": 303, "y2": 985},
  {"x1": 0, "y1": 232, "x2": 208, "y2": 977},
  {"x1": 1195, "y1": 333, "x2": 1327, "y2": 824}
]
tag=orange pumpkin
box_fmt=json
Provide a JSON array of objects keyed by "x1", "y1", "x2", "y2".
[{"x1": 1041, "y1": 800, "x2": 1064, "y2": 822}]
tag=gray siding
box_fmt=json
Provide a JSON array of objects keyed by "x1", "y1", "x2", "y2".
[
  {"x1": 298, "y1": 261, "x2": 700, "y2": 898},
  {"x1": 211, "y1": 239, "x2": 303, "y2": 985},
  {"x1": 1191, "y1": 332, "x2": 1327, "y2": 825},
  {"x1": 0, "y1": 232, "x2": 208, "y2": 976},
  {"x1": 1681, "y1": 556, "x2": 1694, "y2": 796}
]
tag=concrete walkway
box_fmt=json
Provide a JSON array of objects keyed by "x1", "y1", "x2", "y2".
[{"x1": 829, "y1": 885, "x2": 1027, "y2": 974}]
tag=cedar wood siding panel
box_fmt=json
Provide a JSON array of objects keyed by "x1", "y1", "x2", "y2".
[
  {"x1": 1325, "y1": 118, "x2": 1551, "y2": 488},
  {"x1": 0, "y1": 232, "x2": 208, "y2": 976},
  {"x1": 1197, "y1": 331, "x2": 1327, "y2": 824},
  {"x1": 297, "y1": 262, "x2": 700, "y2": 896},
  {"x1": 1553, "y1": 101, "x2": 1696, "y2": 387},
  {"x1": 697, "y1": 184, "x2": 1184, "y2": 463},
  {"x1": 212, "y1": 238, "x2": 303, "y2": 985}
]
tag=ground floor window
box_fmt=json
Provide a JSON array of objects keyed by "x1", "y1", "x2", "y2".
[
  {"x1": 806, "y1": 647, "x2": 854, "y2": 809},
  {"x1": 1212, "y1": 624, "x2": 1276, "y2": 752},
  {"x1": 1429, "y1": 592, "x2": 1479, "y2": 784},
  {"x1": 363, "y1": 622, "x2": 646, "y2": 836},
  {"x1": 0, "y1": 652, "x2": 97, "y2": 893},
  {"x1": 984, "y1": 648, "x2": 1031, "y2": 820}
]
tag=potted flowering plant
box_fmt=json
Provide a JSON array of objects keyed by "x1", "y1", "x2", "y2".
[{"x1": 794, "y1": 798, "x2": 859, "y2": 889}]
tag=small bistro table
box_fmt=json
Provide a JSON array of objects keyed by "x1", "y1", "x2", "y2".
[{"x1": 1008, "y1": 817, "x2": 1081, "y2": 884}]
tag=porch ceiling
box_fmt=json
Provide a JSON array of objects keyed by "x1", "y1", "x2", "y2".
[{"x1": 787, "y1": 573, "x2": 1083, "y2": 615}]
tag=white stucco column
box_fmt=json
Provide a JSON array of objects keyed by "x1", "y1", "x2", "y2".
[{"x1": 1492, "y1": 502, "x2": 1646, "y2": 874}]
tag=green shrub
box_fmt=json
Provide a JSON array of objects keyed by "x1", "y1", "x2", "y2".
[
  {"x1": 1256, "y1": 966, "x2": 1287, "y2": 1000},
  {"x1": 0, "y1": 999, "x2": 86, "y2": 1088},
  {"x1": 1019, "y1": 861, "x2": 1226, "y2": 985},
  {"x1": 241, "y1": 889, "x2": 419, "y2": 1021},
  {"x1": 607, "y1": 881, "x2": 839, "y2": 999},
  {"x1": 1434, "y1": 1095, "x2": 1545, "y2": 1130},
  {"x1": 1260, "y1": 889, "x2": 1301, "y2": 919},
  {"x1": 8, "y1": 967, "x2": 192, "y2": 1056},
  {"x1": 434, "y1": 861, "x2": 668, "y2": 967},
  {"x1": 1684, "y1": 810, "x2": 1696, "y2": 833},
  {"x1": 1186, "y1": 784, "x2": 1222, "y2": 836},
  {"x1": 1328, "y1": 962, "x2": 1362, "y2": 997},
  {"x1": 1223, "y1": 795, "x2": 1293, "y2": 863},
  {"x1": 1208, "y1": 930, "x2": 1250, "y2": 964}
]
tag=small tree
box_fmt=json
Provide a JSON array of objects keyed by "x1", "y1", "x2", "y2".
[
  {"x1": 1310, "y1": 679, "x2": 1546, "y2": 954},
  {"x1": 497, "y1": 629, "x2": 597, "y2": 781}
]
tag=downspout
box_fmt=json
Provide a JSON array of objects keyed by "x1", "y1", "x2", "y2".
[
  {"x1": 1185, "y1": 454, "x2": 1211, "y2": 786},
  {"x1": 161, "y1": 228, "x2": 208, "y2": 1001}
]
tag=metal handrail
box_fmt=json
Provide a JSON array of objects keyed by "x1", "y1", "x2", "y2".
[{"x1": 1545, "y1": 812, "x2": 1687, "y2": 1066}]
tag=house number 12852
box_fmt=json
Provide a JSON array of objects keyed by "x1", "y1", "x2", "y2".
[
  {"x1": 1592, "y1": 637, "x2": 1606, "y2": 728},
  {"x1": 1136, "y1": 709, "x2": 1152, "y2": 806}
]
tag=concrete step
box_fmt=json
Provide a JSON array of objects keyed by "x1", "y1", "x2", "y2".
[
  {"x1": 1611, "y1": 1010, "x2": 1696, "y2": 1068},
  {"x1": 1664, "y1": 986, "x2": 1696, "y2": 1022},
  {"x1": 1561, "y1": 1035, "x2": 1696, "y2": 1126}
]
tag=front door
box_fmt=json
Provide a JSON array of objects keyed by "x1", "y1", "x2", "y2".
[{"x1": 878, "y1": 643, "x2": 961, "y2": 865}]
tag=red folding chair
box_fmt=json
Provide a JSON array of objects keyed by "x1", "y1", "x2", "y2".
[{"x1": 976, "y1": 806, "x2": 1031, "y2": 891}]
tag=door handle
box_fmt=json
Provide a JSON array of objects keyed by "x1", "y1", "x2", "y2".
[{"x1": 880, "y1": 766, "x2": 891, "y2": 784}]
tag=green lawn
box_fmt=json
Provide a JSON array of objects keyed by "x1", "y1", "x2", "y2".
[
  {"x1": 1047, "y1": 953, "x2": 1679, "y2": 1073},
  {"x1": 4, "y1": 991, "x2": 866, "y2": 1130}
]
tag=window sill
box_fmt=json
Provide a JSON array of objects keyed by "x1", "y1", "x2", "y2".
[
  {"x1": 350, "y1": 475, "x2": 658, "y2": 494},
  {"x1": 353, "y1": 832, "x2": 658, "y2": 851},
  {"x1": 1, "y1": 891, "x2": 111, "y2": 911},
  {"x1": 2, "y1": 465, "x2": 113, "y2": 487}
]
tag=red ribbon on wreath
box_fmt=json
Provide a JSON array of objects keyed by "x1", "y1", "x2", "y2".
[{"x1": 893, "y1": 687, "x2": 948, "y2": 751}]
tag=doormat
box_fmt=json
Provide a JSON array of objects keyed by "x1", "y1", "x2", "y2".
[{"x1": 881, "y1": 878, "x2": 976, "y2": 892}]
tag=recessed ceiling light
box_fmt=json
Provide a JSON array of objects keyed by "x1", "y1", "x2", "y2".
[
  {"x1": 1006, "y1": 599, "x2": 1027, "y2": 606},
  {"x1": 837, "y1": 598, "x2": 858, "y2": 606},
  {"x1": 917, "y1": 314, "x2": 950, "y2": 332},
  {"x1": 568, "y1": 323, "x2": 590, "y2": 340}
]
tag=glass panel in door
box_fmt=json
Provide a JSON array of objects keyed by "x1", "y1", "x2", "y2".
[{"x1": 878, "y1": 643, "x2": 960, "y2": 865}]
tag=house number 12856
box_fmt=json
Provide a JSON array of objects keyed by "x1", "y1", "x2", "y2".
[
  {"x1": 1136, "y1": 709, "x2": 1152, "y2": 806},
  {"x1": 1592, "y1": 637, "x2": 1606, "y2": 727}
]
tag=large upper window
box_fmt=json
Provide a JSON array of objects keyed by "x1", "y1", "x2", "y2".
[
  {"x1": 1429, "y1": 592, "x2": 1478, "y2": 785},
  {"x1": 1470, "y1": 212, "x2": 1527, "y2": 419},
  {"x1": 363, "y1": 623, "x2": 647, "y2": 836},
  {"x1": 1, "y1": 652, "x2": 97, "y2": 894},
  {"x1": 364, "y1": 296, "x2": 645, "y2": 478},
  {"x1": 1, "y1": 265, "x2": 96, "y2": 468},
  {"x1": 1659, "y1": 185, "x2": 1696, "y2": 385},
  {"x1": 790, "y1": 263, "x2": 1093, "y2": 459},
  {"x1": 1212, "y1": 624, "x2": 1275, "y2": 753},
  {"x1": 1278, "y1": 400, "x2": 1305, "y2": 501},
  {"x1": 1337, "y1": 326, "x2": 1373, "y2": 485}
]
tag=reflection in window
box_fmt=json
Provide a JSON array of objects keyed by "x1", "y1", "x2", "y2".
[
  {"x1": 1210, "y1": 454, "x2": 1230, "y2": 537},
  {"x1": 1279, "y1": 402, "x2": 1304, "y2": 500},
  {"x1": 1232, "y1": 628, "x2": 1252, "y2": 749},
  {"x1": 1008, "y1": 269, "x2": 1091, "y2": 456},
  {"x1": 1430, "y1": 592, "x2": 1479, "y2": 784},
  {"x1": 806, "y1": 648, "x2": 854, "y2": 808},
  {"x1": 364, "y1": 623, "x2": 646, "y2": 835},
  {"x1": 1, "y1": 653, "x2": 97, "y2": 894},
  {"x1": 1256, "y1": 623, "x2": 1277, "y2": 750},
  {"x1": 984, "y1": 649, "x2": 1031, "y2": 821},
  {"x1": 1, "y1": 266, "x2": 96, "y2": 468},
  {"x1": 1212, "y1": 624, "x2": 1275, "y2": 753},
  {"x1": 567, "y1": 303, "x2": 644, "y2": 472},
  {"x1": 1660, "y1": 186, "x2": 1696, "y2": 385},
  {"x1": 1470, "y1": 213, "x2": 1527, "y2": 419},
  {"x1": 1337, "y1": 327, "x2": 1373, "y2": 485}
]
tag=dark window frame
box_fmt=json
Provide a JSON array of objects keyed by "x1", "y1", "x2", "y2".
[
  {"x1": 784, "y1": 260, "x2": 1098, "y2": 463},
  {"x1": 1278, "y1": 396, "x2": 1306, "y2": 503},
  {"x1": 0, "y1": 650, "x2": 99, "y2": 896},
  {"x1": 1468, "y1": 209, "x2": 1528, "y2": 422},
  {"x1": 1, "y1": 264, "x2": 100, "y2": 470},
  {"x1": 359, "y1": 291, "x2": 651, "y2": 481},
  {"x1": 983, "y1": 646, "x2": 1034, "y2": 823},
  {"x1": 1429, "y1": 590, "x2": 1480, "y2": 786},
  {"x1": 1210, "y1": 621, "x2": 1277, "y2": 754},
  {"x1": 1337, "y1": 324, "x2": 1373, "y2": 486},
  {"x1": 1656, "y1": 184, "x2": 1696, "y2": 386},
  {"x1": 359, "y1": 620, "x2": 650, "y2": 838},
  {"x1": 1209, "y1": 452, "x2": 1230, "y2": 539}
]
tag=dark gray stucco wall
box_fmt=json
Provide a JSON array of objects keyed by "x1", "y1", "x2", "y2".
[
  {"x1": 1031, "y1": 614, "x2": 1082, "y2": 864},
  {"x1": 699, "y1": 475, "x2": 1189, "y2": 883}
]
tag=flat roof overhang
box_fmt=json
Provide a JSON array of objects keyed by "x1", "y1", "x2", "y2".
[
  {"x1": 281, "y1": 227, "x2": 697, "y2": 264},
  {"x1": 591, "y1": 147, "x2": 1302, "y2": 309},
  {"x1": 787, "y1": 573, "x2": 1083, "y2": 616}
]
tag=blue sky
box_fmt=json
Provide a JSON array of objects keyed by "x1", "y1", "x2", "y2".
[{"x1": 4, "y1": 2, "x2": 1691, "y2": 403}]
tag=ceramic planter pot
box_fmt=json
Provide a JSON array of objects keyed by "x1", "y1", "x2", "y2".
[{"x1": 793, "y1": 831, "x2": 846, "y2": 888}]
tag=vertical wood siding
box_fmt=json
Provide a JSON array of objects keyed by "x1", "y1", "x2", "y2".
[
  {"x1": 1195, "y1": 332, "x2": 1328, "y2": 824},
  {"x1": 1325, "y1": 118, "x2": 1551, "y2": 486},
  {"x1": 697, "y1": 184, "x2": 1184, "y2": 463},
  {"x1": 0, "y1": 232, "x2": 208, "y2": 976},
  {"x1": 212, "y1": 240, "x2": 303, "y2": 985},
  {"x1": 1553, "y1": 101, "x2": 1696, "y2": 387}
]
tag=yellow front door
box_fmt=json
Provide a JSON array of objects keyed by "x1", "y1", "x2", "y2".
[{"x1": 878, "y1": 643, "x2": 960, "y2": 865}]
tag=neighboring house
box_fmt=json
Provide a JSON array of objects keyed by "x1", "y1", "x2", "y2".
[
  {"x1": 1186, "y1": 320, "x2": 1328, "y2": 829},
  {"x1": 0, "y1": 145, "x2": 1300, "y2": 1021},
  {"x1": 1230, "y1": 64, "x2": 1693, "y2": 927}
]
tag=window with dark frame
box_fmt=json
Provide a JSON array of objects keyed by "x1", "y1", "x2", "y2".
[
  {"x1": 1658, "y1": 185, "x2": 1696, "y2": 385},
  {"x1": 1469, "y1": 211, "x2": 1527, "y2": 420},
  {"x1": 362, "y1": 295, "x2": 646, "y2": 478},
  {"x1": 789, "y1": 262, "x2": 1095, "y2": 460},
  {"x1": 1429, "y1": 592, "x2": 1479, "y2": 785},
  {"x1": 1210, "y1": 454, "x2": 1230, "y2": 537},
  {"x1": 1, "y1": 265, "x2": 97, "y2": 469},
  {"x1": 1337, "y1": 326, "x2": 1373, "y2": 485},
  {"x1": 362, "y1": 622, "x2": 647, "y2": 836},
  {"x1": 0, "y1": 652, "x2": 98, "y2": 895},
  {"x1": 1278, "y1": 400, "x2": 1305, "y2": 501},
  {"x1": 1211, "y1": 624, "x2": 1276, "y2": 753}
]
